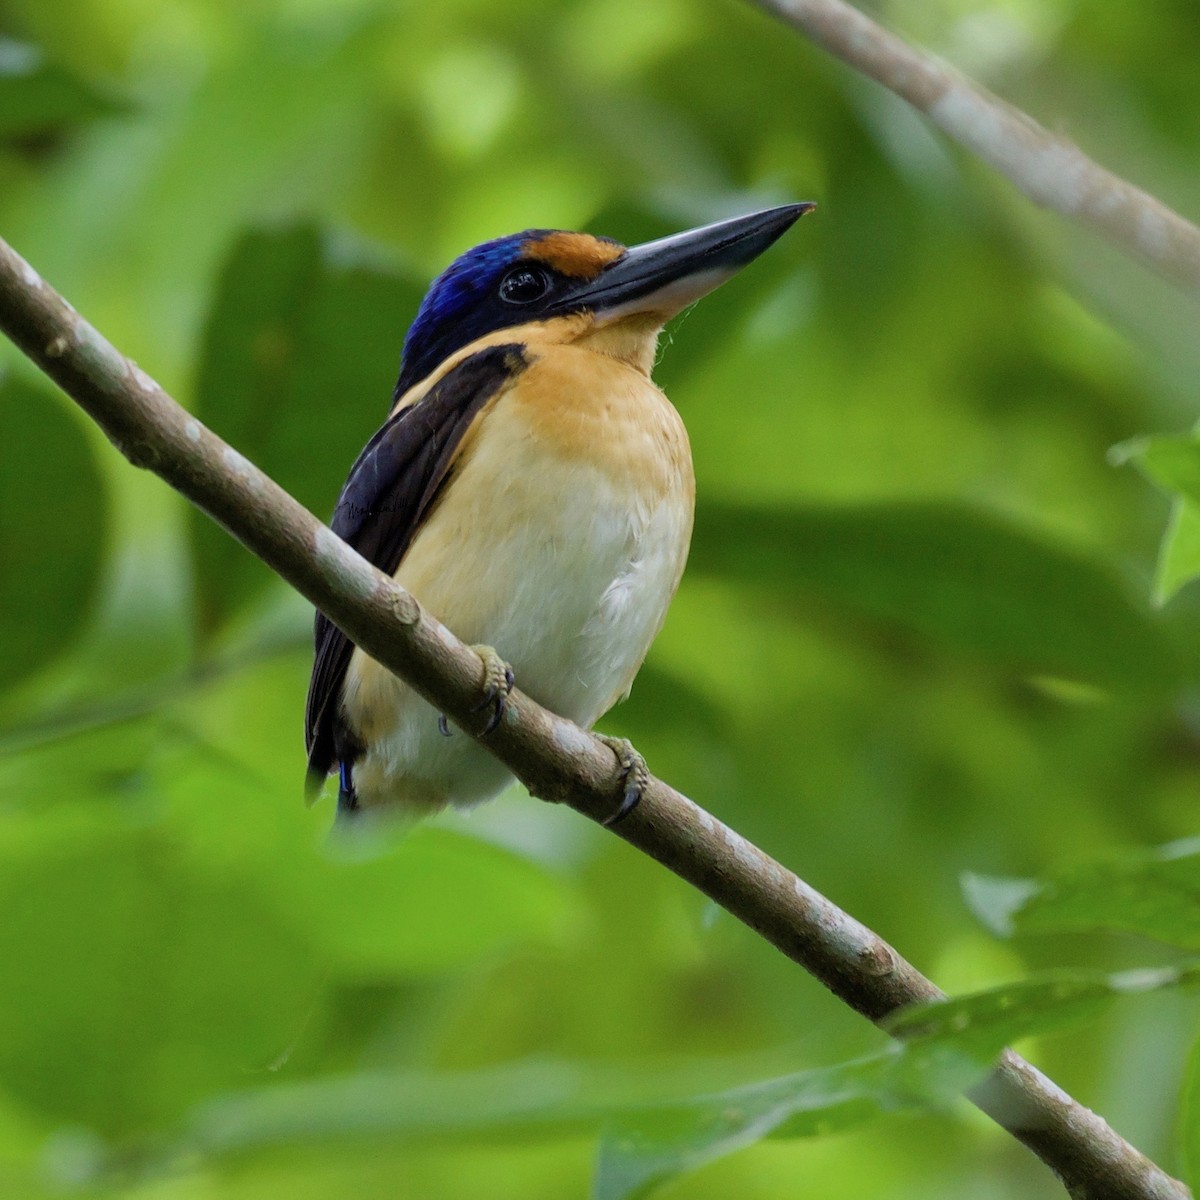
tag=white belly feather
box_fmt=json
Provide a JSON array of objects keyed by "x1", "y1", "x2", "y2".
[{"x1": 341, "y1": 349, "x2": 694, "y2": 813}]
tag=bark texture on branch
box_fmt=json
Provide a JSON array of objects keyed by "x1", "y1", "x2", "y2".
[
  {"x1": 0, "y1": 238, "x2": 1188, "y2": 1199},
  {"x1": 752, "y1": 0, "x2": 1200, "y2": 298}
]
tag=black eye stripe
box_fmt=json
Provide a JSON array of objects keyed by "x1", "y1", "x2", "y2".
[{"x1": 499, "y1": 266, "x2": 550, "y2": 305}]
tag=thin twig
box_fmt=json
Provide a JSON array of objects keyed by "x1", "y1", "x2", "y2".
[
  {"x1": 751, "y1": 0, "x2": 1200, "y2": 298},
  {"x1": 0, "y1": 239, "x2": 1188, "y2": 1199}
]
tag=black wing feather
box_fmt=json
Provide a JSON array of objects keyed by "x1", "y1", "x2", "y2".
[{"x1": 304, "y1": 344, "x2": 528, "y2": 787}]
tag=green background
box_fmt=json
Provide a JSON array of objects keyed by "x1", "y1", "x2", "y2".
[{"x1": 1, "y1": 0, "x2": 1199, "y2": 1196}]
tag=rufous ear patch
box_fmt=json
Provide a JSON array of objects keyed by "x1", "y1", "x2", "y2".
[{"x1": 521, "y1": 232, "x2": 625, "y2": 279}]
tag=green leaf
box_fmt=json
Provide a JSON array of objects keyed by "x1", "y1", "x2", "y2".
[
  {"x1": 0, "y1": 815, "x2": 320, "y2": 1135},
  {"x1": 593, "y1": 1006, "x2": 1005, "y2": 1200},
  {"x1": 963, "y1": 840, "x2": 1200, "y2": 949},
  {"x1": 0, "y1": 39, "x2": 122, "y2": 139},
  {"x1": 593, "y1": 1052, "x2": 955, "y2": 1200},
  {"x1": 1115, "y1": 433, "x2": 1200, "y2": 602},
  {"x1": 595, "y1": 965, "x2": 1200, "y2": 1200},
  {"x1": 1154, "y1": 498, "x2": 1200, "y2": 606},
  {"x1": 689, "y1": 499, "x2": 1176, "y2": 690},
  {"x1": 0, "y1": 380, "x2": 108, "y2": 691},
  {"x1": 1122, "y1": 433, "x2": 1200, "y2": 508},
  {"x1": 132, "y1": 1051, "x2": 963, "y2": 1189},
  {"x1": 71, "y1": 1057, "x2": 909, "y2": 1182},
  {"x1": 886, "y1": 976, "x2": 1111, "y2": 1051},
  {"x1": 189, "y1": 225, "x2": 425, "y2": 634},
  {"x1": 959, "y1": 873, "x2": 1042, "y2": 938},
  {"x1": 66, "y1": 964, "x2": 1197, "y2": 1192},
  {"x1": 887, "y1": 968, "x2": 1200, "y2": 1064}
]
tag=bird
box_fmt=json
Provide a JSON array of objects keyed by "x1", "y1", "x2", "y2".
[{"x1": 305, "y1": 203, "x2": 813, "y2": 822}]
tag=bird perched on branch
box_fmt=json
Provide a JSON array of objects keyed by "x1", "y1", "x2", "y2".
[{"x1": 305, "y1": 203, "x2": 813, "y2": 821}]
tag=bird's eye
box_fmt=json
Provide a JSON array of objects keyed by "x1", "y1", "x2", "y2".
[{"x1": 499, "y1": 267, "x2": 551, "y2": 305}]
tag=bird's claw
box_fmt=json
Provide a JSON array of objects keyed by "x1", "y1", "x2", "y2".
[
  {"x1": 597, "y1": 735, "x2": 648, "y2": 826},
  {"x1": 468, "y1": 644, "x2": 515, "y2": 736}
]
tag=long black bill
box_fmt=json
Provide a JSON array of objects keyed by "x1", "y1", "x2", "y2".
[{"x1": 560, "y1": 202, "x2": 815, "y2": 321}]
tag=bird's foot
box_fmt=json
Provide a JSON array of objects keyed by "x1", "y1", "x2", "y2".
[
  {"x1": 437, "y1": 646, "x2": 514, "y2": 737},
  {"x1": 597, "y1": 735, "x2": 648, "y2": 827},
  {"x1": 470, "y1": 644, "x2": 516, "y2": 735}
]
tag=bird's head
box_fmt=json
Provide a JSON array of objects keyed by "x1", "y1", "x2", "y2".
[{"x1": 395, "y1": 203, "x2": 814, "y2": 398}]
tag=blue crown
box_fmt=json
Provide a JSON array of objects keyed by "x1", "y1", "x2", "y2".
[{"x1": 396, "y1": 231, "x2": 552, "y2": 399}]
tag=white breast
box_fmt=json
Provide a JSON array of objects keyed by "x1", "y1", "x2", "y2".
[{"x1": 341, "y1": 346, "x2": 694, "y2": 813}]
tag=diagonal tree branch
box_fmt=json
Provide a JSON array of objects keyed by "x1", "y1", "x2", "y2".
[
  {"x1": 0, "y1": 238, "x2": 1189, "y2": 1200},
  {"x1": 750, "y1": 0, "x2": 1200, "y2": 298}
]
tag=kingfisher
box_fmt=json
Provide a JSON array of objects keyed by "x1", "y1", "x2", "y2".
[{"x1": 305, "y1": 203, "x2": 813, "y2": 820}]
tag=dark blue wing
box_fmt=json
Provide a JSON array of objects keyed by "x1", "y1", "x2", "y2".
[{"x1": 305, "y1": 344, "x2": 528, "y2": 788}]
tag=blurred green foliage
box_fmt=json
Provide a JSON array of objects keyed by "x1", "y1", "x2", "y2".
[{"x1": 1, "y1": 0, "x2": 1200, "y2": 1196}]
